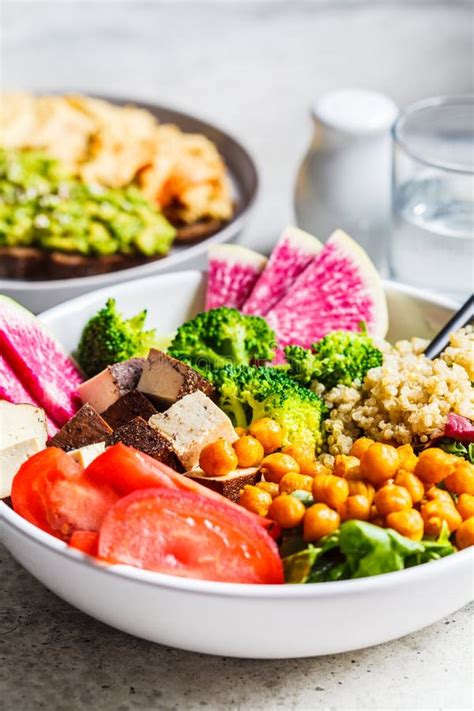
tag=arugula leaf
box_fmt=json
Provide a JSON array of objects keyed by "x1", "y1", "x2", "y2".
[
  {"x1": 338, "y1": 521, "x2": 424, "y2": 578},
  {"x1": 437, "y1": 438, "x2": 474, "y2": 464},
  {"x1": 282, "y1": 521, "x2": 455, "y2": 584}
]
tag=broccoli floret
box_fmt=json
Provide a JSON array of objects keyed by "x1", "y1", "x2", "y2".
[
  {"x1": 212, "y1": 364, "x2": 327, "y2": 453},
  {"x1": 76, "y1": 298, "x2": 160, "y2": 376},
  {"x1": 168, "y1": 307, "x2": 276, "y2": 379},
  {"x1": 285, "y1": 329, "x2": 383, "y2": 390}
]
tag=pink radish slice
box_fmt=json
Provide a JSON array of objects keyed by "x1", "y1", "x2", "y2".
[
  {"x1": 206, "y1": 245, "x2": 267, "y2": 310},
  {"x1": 242, "y1": 226, "x2": 323, "y2": 316},
  {"x1": 266, "y1": 230, "x2": 388, "y2": 350},
  {"x1": 0, "y1": 296, "x2": 83, "y2": 426},
  {"x1": 0, "y1": 354, "x2": 58, "y2": 435}
]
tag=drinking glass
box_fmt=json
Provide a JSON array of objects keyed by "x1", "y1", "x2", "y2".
[{"x1": 391, "y1": 96, "x2": 474, "y2": 297}]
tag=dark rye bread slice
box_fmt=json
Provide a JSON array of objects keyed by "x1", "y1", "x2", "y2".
[
  {"x1": 101, "y1": 390, "x2": 158, "y2": 430},
  {"x1": 106, "y1": 416, "x2": 184, "y2": 472},
  {"x1": 0, "y1": 246, "x2": 164, "y2": 281},
  {"x1": 186, "y1": 467, "x2": 261, "y2": 502},
  {"x1": 47, "y1": 403, "x2": 113, "y2": 452}
]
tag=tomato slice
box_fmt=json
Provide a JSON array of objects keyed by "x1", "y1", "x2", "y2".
[
  {"x1": 84, "y1": 443, "x2": 178, "y2": 496},
  {"x1": 11, "y1": 447, "x2": 119, "y2": 540},
  {"x1": 98, "y1": 488, "x2": 284, "y2": 585},
  {"x1": 11, "y1": 448, "x2": 81, "y2": 536},
  {"x1": 85, "y1": 443, "x2": 270, "y2": 529},
  {"x1": 69, "y1": 531, "x2": 99, "y2": 556}
]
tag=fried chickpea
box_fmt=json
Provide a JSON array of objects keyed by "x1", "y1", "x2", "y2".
[
  {"x1": 457, "y1": 493, "x2": 474, "y2": 521},
  {"x1": 347, "y1": 480, "x2": 375, "y2": 505},
  {"x1": 260, "y1": 452, "x2": 300, "y2": 484},
  {"x1": 312, "y1": 462, "x2": 333, "y2": 477},
  {"x1": 249, "y1": 418, "x2": 284, "y2": 454},
  {"x1": 339, "y1": 494, "x2": 371, "y2": 522},
  {"x1": 424, "y1": 487, "x2": 454, "y2": 504},
  {"x1": 233, "y1": 436, "x2": 264, "y2": 468},
  {"x1": 199, "y1": 439, "x2": 238, "y2": 477},
  {"x1": 268, "y1": 494, "x2": 306, "y2": 529},
  {"x1": 455, "y1": 517, "x2": 474, "y2": 550},
  {"x1": 396, "y1": 444, "x2": 418, "y2": 473},
  {"x1": 282, "y1": 444, "x2": 317, "y2": 476},
  {"x1": 279, "y1": 472, "x2": 314, "y2": 495},
  {"x1": 256, "y1": 481, "x2": 279, "y2": 498},
  {"x1": 414, "y1": 448, "x2": 456, "y2": 485},
  {"x1": 349, "y1": 437, "x2": 374, "y2": 460},
  {"x1": 333, "y1": 454, "x2": 361, "y2": 479},
  {"x1": 444, "y1": 460, "x2": 474, "y2": 496},
  {"x1": 304, "y1": 503, "x2": 340, "y2": 541},
  {"x1": 360, "y1": 443, "x2": 400, "y2": 485},
  {"x1": 312, "y1": 473, "x2": 349, "y2": 510},
  {"x1": 235, "y1": 426, "x2": 247, "y2": 437},
  {"x1": 386, "y1": 509, "x2": 424, "y2": 541},
  {"x1": 239, "y1": 485, "x2": 272, "y2": 517},
  {"x1": 374, "y1": 484, "x2": 412, "y2": 516},
  {"x1": 421, "y1": 499, "x2": 462, "y2": 535},
  {"x1": 394, "y1": 470, "x2": 425, "y2": 504}
]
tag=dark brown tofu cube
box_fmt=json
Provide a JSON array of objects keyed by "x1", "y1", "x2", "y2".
[
  {"x1": 106, "y1": 416, "x2": 184, "y2": 472},
  {"x1": 101, "y1": 390, "x2": 158, "y2": 430},
  {"x1": 137, "y1": 349, "x2": 216, "y2": 406},
  {"x1": 185, "y1": 468, "x2": 261, "y2": 502},
  {"x1": 47, "y1": 403, "x2": 113, "y2": 452}
]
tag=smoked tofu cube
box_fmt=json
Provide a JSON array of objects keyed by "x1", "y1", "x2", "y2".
[
  {"x1": 149, "y1": 391, "x2": 237, "y2": 470},
  {"x1": 47, "y1": 403, "x2": 113, "y2": 452},
  {"x1": 77, "y1": 358, "x2": 145, "y2": 413},
  {"x1": 101, "y1": 390, "x2": 158, "y2": 430},
  {"x1": 0, "y1": 402, "x2": 48, "y2": 498},
  {"x1": 67, "y1": 441, "x2": 106, "y2": 469},
  {"x1": 137, "y1": 349, "x2": 216, "y2": 406},
  {"x1": 185, "y1": 467, "x2": 260, "y2": 502},
  {"x1": 106, "y1": 416, "x2": 183, "y2": 471},
  {"x1": 0, "y1": 401, "x2": 48, "y2": 449},
  {"x1": 0, "y1": 437, "x2": 44, "y2": 499}
]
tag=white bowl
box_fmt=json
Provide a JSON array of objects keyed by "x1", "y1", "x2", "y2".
[{"x1": 0, "y1": 271, "x2": 472, "y2": 658}]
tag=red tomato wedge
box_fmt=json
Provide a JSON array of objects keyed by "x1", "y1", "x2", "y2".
[
  {"x1": 85, "y1": 444, "x2": 270, "y2": 529},
  {"x1": 69, "y1": 531, "x2": 99, "y2": 556},
  {"x1": 11, "y1": 447, "x2": 119, "y2": 540},
  {"x1": 11, "y1": 448, "x2": 81, "y2": 536},
  {"x1": 98, "y1": 488, "x2": 284, "y2": 584}
]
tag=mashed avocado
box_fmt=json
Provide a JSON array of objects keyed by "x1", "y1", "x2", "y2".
[{"x1": 0, "y1": 149, "x2": 176, "y2": 257}]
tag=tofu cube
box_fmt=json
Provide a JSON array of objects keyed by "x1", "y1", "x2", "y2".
[
  {"x1": 77, "y1": 358, "x2": 145, "y2": 413},
  {"x1": 67, "y1": 442, "x2": 106, "y2": 469},
  {"x1": 47, "y1": 403, "x2": 113, "y2": 452},
  {"x1": 149, "y1": 391, "x2": 237, "y2": 470},
  {"x1": 0, "y1": 437, "x2": 44, "y2": 499},
  {"x1": 137, "y1": 349, "x2": 216, "y2": 406}
]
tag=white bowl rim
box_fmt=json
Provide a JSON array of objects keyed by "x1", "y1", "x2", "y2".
[
  {"x1": 2, "y1": 500, "x2": 472, "y2": 598},
  {"x1": 0, "y1": 273, "x2": 468, "y2": 597},
  {"x1": 32, "y1": 268, "x2": 462, "y2": 322}
]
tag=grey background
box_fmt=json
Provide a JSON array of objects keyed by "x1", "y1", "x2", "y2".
[{"x1": 1, "y1": 2, "x2": 473, "y2": 709}]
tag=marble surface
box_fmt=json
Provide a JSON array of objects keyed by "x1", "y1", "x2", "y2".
[{"x1": 1, "y1": 2, "x2": 474, "y2": 709}]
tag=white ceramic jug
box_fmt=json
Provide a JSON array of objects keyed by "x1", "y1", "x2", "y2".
[{"x1": 294, "y1": 89, "x2": 398, "y2": 273}]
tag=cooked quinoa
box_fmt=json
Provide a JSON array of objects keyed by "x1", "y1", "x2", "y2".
[{"x1": 321, "y1": 326, "x2": 474, "y2": 457}]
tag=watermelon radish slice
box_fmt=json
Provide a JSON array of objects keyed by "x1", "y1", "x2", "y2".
[
  {"x1": 266, "y1": 230, "x2": 388, "y2": 351},
  {"x1": 242, "y1": 226, "x2": 323, "y2": 316},
  {"x1": 0, "y1": 354, "x2": 58, "y2": 435},
  {"x1": 0, "y1": 296, "x2": 83, "y2": 426},
  {"x1": 206, "y1": 244, "x2": 267, "y2": 310}
]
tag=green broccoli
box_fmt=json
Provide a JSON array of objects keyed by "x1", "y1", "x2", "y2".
[
  {"x1": 285, "y1": 329, "x2": 383, "y2": 390},
  {"x1": 76, "y1": 298, "x2": 161, "y2": 376},
  {"x1": 168, "y1": 307, "x2": 276, "y2": 379},
  {"x1": 212, "y1": 364, "x2": 327, "y2": 453}
]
